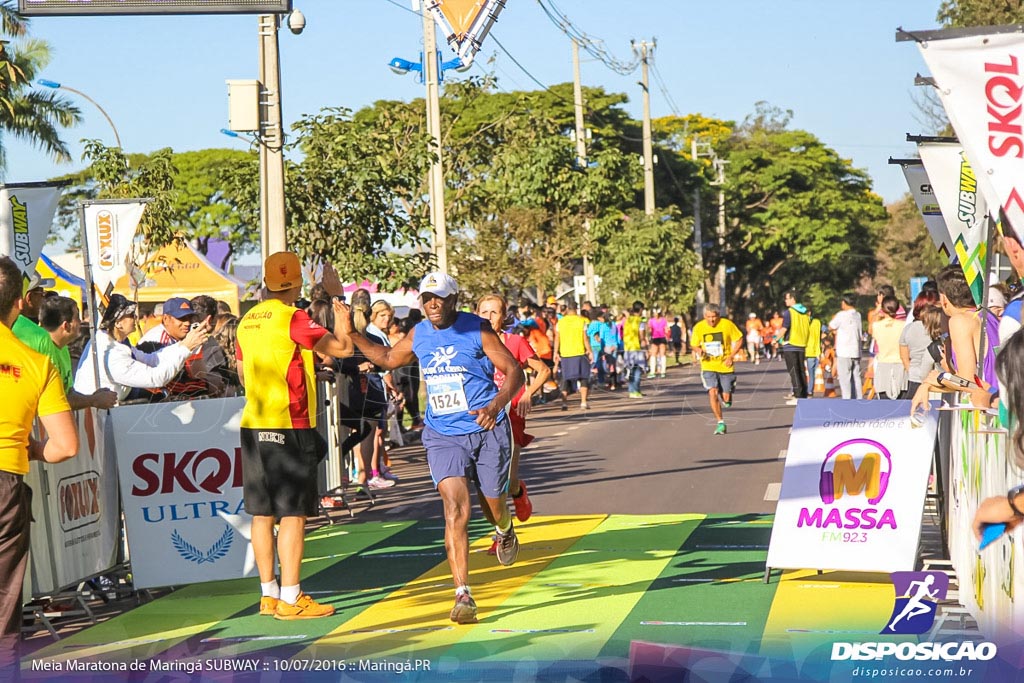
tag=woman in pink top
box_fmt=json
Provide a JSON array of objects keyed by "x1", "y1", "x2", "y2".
[{"x1": 647, "y1": 308, "x2": 669, "y2": 378}]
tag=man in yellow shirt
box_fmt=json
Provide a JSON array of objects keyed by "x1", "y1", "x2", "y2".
[
  {"x1": 236, "y1": 252, "x2": 354, "y2": 620},
  {"x1": 0, "y1": 256, "x2": 78, "y2": 675},
  {"x1": 691, "y1": 304, "x2": 743, "y2": 436},
  {"x1": 553, "y1": 299, "x2": 593, "y2": 411}
]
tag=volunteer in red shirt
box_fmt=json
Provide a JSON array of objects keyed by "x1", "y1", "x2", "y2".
[{"x1": 235, "y1": 252, "x2": 353, "y2": 620}]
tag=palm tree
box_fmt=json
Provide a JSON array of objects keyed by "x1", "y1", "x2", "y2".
[{"x1": 0, "y1": 1, "x2": 81, "y2": 173}]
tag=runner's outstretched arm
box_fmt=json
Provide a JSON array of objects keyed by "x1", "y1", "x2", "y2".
[{"x1": 339, "y1": 308, "x2": 416, "y2": 370}]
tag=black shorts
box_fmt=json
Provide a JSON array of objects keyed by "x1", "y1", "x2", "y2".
[{"x1": 240, "y1": 427, "x2": 326, "y2": 518}]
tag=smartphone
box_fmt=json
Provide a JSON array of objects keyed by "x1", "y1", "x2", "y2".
[
  {"x1": 979, "y1": 522, "x2": 1008, "y2": 550},
  {"x1": 937, "y1": 371, "x2": 973, "y2": 388}
]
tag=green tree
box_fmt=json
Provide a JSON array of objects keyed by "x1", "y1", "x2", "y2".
[
  {"x1": 938, "y1": 0, "x2": 1024, "y2": 26},
  {"x1": 595, "y1": 208, "x2": 703, "y2": 311},
  {"x1": 720, "y1": 103, "x2": 888, "y2": 313},
  {"x1": 286, "y1": 106, "x2": 435, "y2": 288},
  {"x1": 80, "y1": 140, "x2": 179, "y2": 251},
  {"x1": 874, "y1": 194, "x2": 947, "y2": 298},
  {"x1": 0, "y1": 2, "x2": 81, "y2": 172}
]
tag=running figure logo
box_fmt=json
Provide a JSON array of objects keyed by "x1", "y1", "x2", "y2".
[
  {"x1": 426, "y1": 345, "x2": 458, "y2": 371},
  {"x1": 881, "y1": 571, "x2": 948, "y2": 634}
]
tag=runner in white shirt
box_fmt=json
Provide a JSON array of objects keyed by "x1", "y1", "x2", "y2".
[{"x1": 828, "y1": 293, "x2": 863, "y2": 399}]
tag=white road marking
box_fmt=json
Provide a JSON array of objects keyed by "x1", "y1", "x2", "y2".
[{"x1": 764, "y1": 482, "x2": 781, "y2": 501}]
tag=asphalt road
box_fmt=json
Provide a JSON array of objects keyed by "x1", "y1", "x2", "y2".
[{"x1": 358, "y1": 358, "x2": 796, "y2": 520}]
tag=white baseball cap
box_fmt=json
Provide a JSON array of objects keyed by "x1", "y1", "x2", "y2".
[{"x1": 418, "y1": 272, "x2": 459, "y2": 299}]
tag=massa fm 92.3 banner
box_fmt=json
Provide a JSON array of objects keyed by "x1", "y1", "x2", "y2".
[{"x1": 767, "y1": 400, "x2": 937, "y2": 574}]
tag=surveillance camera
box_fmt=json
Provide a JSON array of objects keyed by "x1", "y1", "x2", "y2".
[{"x1": 288, "y1": 9, "x2": 306, "y2": 35}]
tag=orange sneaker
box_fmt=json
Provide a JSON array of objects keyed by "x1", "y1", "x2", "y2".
[
  {"x1": 259, "y1": 596, "x2": 279, "y2": 616},
  {"x1": 512, "y1": 482, "x2": 533, "y2": 522},
  {"x1": 274, "y1": 593, "x2": 335, "y2": 620}
]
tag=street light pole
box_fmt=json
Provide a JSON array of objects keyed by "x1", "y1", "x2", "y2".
[
  {"x1": 422, "y1": 4, "x2": 448, "y2": 273},
  {"x1": 258, "y1": 13, "x2": 287, "y2": 260},
  {"x1": 634, "y1": 40, "x2": 656, "y2": 216},
  {"x1": 37, "y1": 80, "x2": 122, "y2": 149},
  {"x1": 572, "y1": 39, "x2": 596, "y2": 304}
]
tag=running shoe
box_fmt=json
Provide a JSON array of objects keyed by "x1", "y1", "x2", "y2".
[
  {"x1": 658, "y1": 374, "x2": 666, "y2": 379},
  {"x1": 380, "y1": 467, "x2": 400, "y2": 483},
  {"x1": 628, "y1": 392, "x2": 644, "y2": 399},
  {"x1": 274, "y1": 593, "x2": 335, "y2": 620},
  {"x1": 561, "y1": 404, "x2": 569, "y2": 411},
  {"x1": 450, "y1": 593, "x2": 478, "y2": 624},
  {"x1": 722, "y1": 400, "x2": 732, "y2": 408},
  {"x1": 512, "y1": 482, "x2": 533, "y2": 522},
  {"x1": 580, "y1": 402, "x2": 590, "y2": 410},
  {"x1": 714, "y1": 421, "x2": 727, "y2": 436},
  {"x1": 495, "y1": 523, "x2": 520, "y2": 566},
  {"x1": 646, "y1": 372, "x2": 656, "y2": 379},
  {"x1": 785, "y1": 398, "x2": 799, "y2": 406},
  {"x1": 259, "y1": 596, "x2": 279, "y2": 616},
  {"x1": 368, "y1": 476, "x2": 396, "y2": 489}
]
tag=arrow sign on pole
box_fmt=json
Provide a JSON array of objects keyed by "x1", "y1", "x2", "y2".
[{"x1": 428, "y1": 0, "x2": 508, "y2": 64}]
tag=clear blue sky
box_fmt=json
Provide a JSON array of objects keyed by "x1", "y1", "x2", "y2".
[{"x1": 7, "y1": 0, "x2": 942, "y2": 205}]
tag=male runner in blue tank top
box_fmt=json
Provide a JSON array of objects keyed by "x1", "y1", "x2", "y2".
[{"x1": 339, "y1": 272, "x2": 524, "y2": 624}]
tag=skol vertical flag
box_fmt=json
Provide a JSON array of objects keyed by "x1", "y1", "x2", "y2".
[
  {"x1": 0, "y1": 182, "x2": 62, "y2": 286},
  {"x1": 918, "y1": 32, "x2": 1024, "y2": 248},
  {"x1": 898, "y1": 160, "x2": 954, "y2": 260},
  {"x1": 429, "y1": 0, "x2": 507, "y2": 63},
  {"x1": 82, "y1": 201, "x2": 147, "y2": 296},
  {"x1": 917, "y1": 142, "x2": 989, "y2": 305}
]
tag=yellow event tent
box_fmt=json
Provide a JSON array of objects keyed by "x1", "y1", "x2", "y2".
[{"x1": 114, "y1": 243, "x2": 246, "y2": 314}]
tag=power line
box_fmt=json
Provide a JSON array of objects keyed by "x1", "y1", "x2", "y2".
[
  {"x1": 489, "y1": 33, "x2": 644, "y2": 143},
  {"x1": 535, "y1": 0, "x2": 640, "y2": 75},
  {"x1": 650, "y1": 58, "x2": 682, "y2": 118},
  {"x1": 381, "y1": 0, "x2": 418, "y2": 16}
]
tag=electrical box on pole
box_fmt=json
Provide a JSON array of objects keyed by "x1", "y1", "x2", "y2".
[{"x1": 226, "y1": 80, "x2": 261, "y2": 132}]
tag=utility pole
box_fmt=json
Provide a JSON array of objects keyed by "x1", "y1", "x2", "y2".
[
  {"x1": 258, "y1": 13, "x2": 287, "y2": 258},
  {"x1": 423, "y1": 3, "x2": 448, "y2": 273},
  {"x1": 691, "y1": 142, "x2": 706, "y2": 318},
  {"x1": 712, "y1": 157, "x2": 729, "y2": 312},
  {"x1": 634, "y1": 39, "x2": 656, "y2": 215},
  {"x1": 572, "y1": 39, "x2": 597, "y2": 304}
]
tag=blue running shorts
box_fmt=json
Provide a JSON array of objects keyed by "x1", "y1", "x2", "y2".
[{"x1": 421, "y1": 421, "x2": 512, "y2": 498}]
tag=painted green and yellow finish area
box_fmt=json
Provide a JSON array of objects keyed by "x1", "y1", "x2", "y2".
[{"x1": 25, "y1": 514, "x2": 902, "y2": 673}]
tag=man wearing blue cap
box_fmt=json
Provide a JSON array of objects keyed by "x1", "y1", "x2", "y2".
[
  {"x1": 339, "y1": 272, "x2": 524, "y2": 625},
  {"x1": 139, "y1": 296, "x2": 221, "y2": 398}
]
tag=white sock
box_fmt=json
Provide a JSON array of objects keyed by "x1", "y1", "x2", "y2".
[
  {"x1": 455, "y1": 585, "x2": 472, "y2": 597},
  {"x1": 658, "y1": 357, "x2": 666, "y2": 374},
  {"x1": 280, "y1": 584, "x2": 301, "y2": 605},
  {"x1": 260, "y1": 580, "x2": 280, "y2": 599},
  {"x1": 649, "y1": 357, "x2": 657, "y2": 374},
  {"x1": 496, "y1": 519, "x2": 512, "y2": 535}
]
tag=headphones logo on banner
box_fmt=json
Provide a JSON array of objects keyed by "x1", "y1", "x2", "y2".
[
  {"x1": 881, "y1": 571, "x2": 949, "y2": 635},
  {"x1": 798, "y1": 438, "x2": 897, "y2": 532}
]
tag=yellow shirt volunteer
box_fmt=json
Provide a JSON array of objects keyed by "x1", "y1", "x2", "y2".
[
  {"x1": 692, "y1": 318, "x2": 743, "y2": 374},
  {"x1": 556, "y1": 313, "x2": 588, "y2": 358},
  {"x1": 0, "y1": 324, "x2": 71, "y2": 475},
  {"x1": 236, "y1": 299, "x2": 327, "y2": 430}
]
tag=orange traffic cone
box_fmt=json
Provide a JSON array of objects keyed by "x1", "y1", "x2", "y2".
[
  {"x1": 823, "y1": 366, "x2": 837, "y2": 398},
  {"x1": 813, "y1": 365, "x2": 825, "y2": 397}
]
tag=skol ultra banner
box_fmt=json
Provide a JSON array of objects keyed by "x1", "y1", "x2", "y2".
[
  {"x1": 429, "y1": 0, "x2": 507, "y2": 63},
  {"x1": 898, "y1": 160, "x2": 954, "y2": 260},
  {"x1": 0, "y1": 182, "x2": 62, "y2": 285},
  {"x1": 110, "y1": 398, "x2": 256, "y2": 589},
  {"x1": 82, "y1": 200, "x2": 147, "y2": 296},
  {"x1": 917, "y1": 142, "x2": 989, "y2": 305},
  {"x1": 918, "y1": 32, "x2": 1024, "y2": 253},
  {"x1": 766, "y1": 400, "x2": 937, "y2": 574}
]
